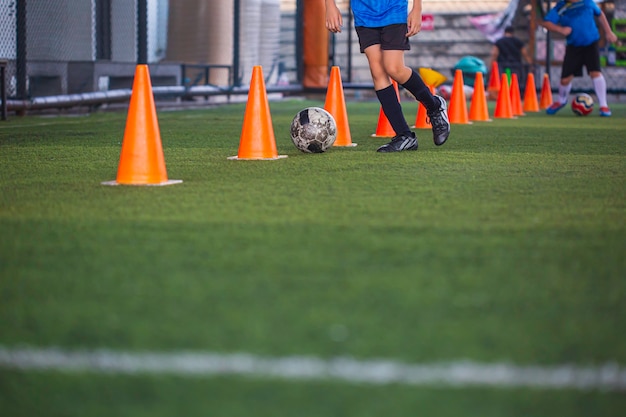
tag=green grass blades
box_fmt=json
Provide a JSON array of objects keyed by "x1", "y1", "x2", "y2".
[{"x1": 1, "y1": 101, "x2": 625, "y2": 416}]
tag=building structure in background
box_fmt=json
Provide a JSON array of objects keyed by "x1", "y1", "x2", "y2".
[{"x1": 0, "y1": 0, "x2": 623, "y2": 106}]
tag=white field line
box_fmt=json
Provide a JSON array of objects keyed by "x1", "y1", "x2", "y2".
[{"x1": 1, "y1": 346, "x2": 625, "y2": 391}]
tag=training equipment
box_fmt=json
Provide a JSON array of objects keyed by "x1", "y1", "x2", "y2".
[
  {"x1": 229, "y1": 66, "x2": 287, "y2": 160},
  {"x1": 290, "y1": 107, "x2": 337, "y2": 153},
  {"x1": 102, "y1": 65, "x2": 182, "y2": 186},
  {"x1": 523, "y1": 73, "x2": 540, "y2": 112},
  {"x1": 509, "y1": 73, "x2": 525, "y2": 116},
  {"x1": 540, "y1": 73, "x2": 553, "y2": 109},
  {"x1": 494, "y1": 73, "x2": 514, "y2": 119},
  {"x1": 448, "y1": 69, "x2": 470, "y2": 124},
  {"x1": 571, "y1": 93, "x2": 594, "y2": 116},
  {"x1": 469, "y1": 72, "x2": 491, "y2": 122},
  {"x1": 324, "y1": 66, "x2": 356, "y2": 147}
]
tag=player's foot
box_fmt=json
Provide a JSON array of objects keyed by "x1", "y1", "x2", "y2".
[
  {"x1": 427, "y1": 95, "x2": 450, "y2": 146},
  {"x1": 546, "y1": 101, "x2": 566, "y2": 115},
  {"x1": 599, "y1": 106, "x2": 612, "y2": 117},
  {"x1": 376, "y1": 132, "x2": 418, "y2": 152}
]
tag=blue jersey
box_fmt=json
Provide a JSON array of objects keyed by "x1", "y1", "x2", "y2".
[
  {"x1": 545, "y1": 0, "x2": 601, "y2": 47},
  {"x1": 351, "y1": 0, "x2": 409, "y2": 28}
]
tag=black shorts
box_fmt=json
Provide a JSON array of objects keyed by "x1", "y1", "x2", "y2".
[
  {"x1": 355, "y1": 24, "x2": 410, "y2": 53},
  {"x1": 562, "y1": 41, "x2": 601, "y2": 78}
]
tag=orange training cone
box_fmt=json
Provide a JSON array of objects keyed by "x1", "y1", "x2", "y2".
[
  {"x1": 487, "y1": 61, "x2": 501, "y2": 96},
  {"x1": 523, "y1": 73, "x2": 540, "y2": 112},
  {"x1": 540, "y1": 73, "x2": 553, "y2": 109},
  {"x1": 494, "y1": 73, "x2": 514, "y2": 119},
  {"x1": 324, "y1": 66, "x2": 357, "y2": 147},
  {"x1": 371, "y1": 79, "x2": 401, "y2": 137},
  {"x1": 228, "y1": 66, "x2": 287, "y2": 160},
  {"x1": 448, "y1": 69, "x2": 470, "y2": 124},
  {"x1": 102, "y1": 64, "x2": 182, "y2": 186},
  {"x1": 469, "y1": 72, "x2": 491, "y2": 122},
  {"x1": 509, "y1": 73, "x2": 525, "y2": 116},
  {"x1": 413, "y1": 85, "x2": 434, "y2": 128}
]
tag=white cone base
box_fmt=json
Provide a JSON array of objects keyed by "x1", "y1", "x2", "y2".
[
  {"x1": 101, "y1": 179, "x2": 183, "y2": 186},
  {"x1": 227, "y1": 155, "x2": 288, "y2": 160}
]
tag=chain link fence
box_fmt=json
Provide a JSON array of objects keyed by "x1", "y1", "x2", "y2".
[{"x1": 0, "y1": 0, "x2": 623, "y2": 111}]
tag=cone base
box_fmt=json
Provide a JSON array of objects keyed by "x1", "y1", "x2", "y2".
[
  {"x1": 227, "y1": 155, "x2": 288, "y2": 160},
  {"x1": 333, "y1": 143, "x2": 358, "y2": 147},
  {"x1": 371, "y1": 133, "x2": 394, "y2": 137},
  {"x1": 101, "y1": 179, "x2": 183, "y2": 186}
]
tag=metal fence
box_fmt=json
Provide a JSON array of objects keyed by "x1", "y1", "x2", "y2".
[{"x1": 0, "y1": 0, "x2": 624, "y2": 114}]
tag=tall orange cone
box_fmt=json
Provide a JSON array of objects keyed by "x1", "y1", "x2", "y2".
[
  {"x1": 509, "y1": 73, "x2": 525, "y2": 116},
  {"x1": 448, "y1": 69, "x2": 470, "y2": 124},
  {"x1": 324, "y1": 66, "x2": 357, "y2": 147},
  {"x1": 494, "y1": 73, "x2": 514, "y2": 119},
  {"x1": 228, "y1": 66, "x2": 287, "y2": 160},
  {"x1": 523, "y1": 73, "x2": 540, "y2": 112},
  {"x1": 102, "y1": 65, "x2": 182, "y2": 186},
  {"x1": 540, "y1": 73, "x2": 553, "y2": 109},
  {"x1": 413, "y1": 85, "x2": 434, "y2": 128},
  {"x1": 371, "y1": 79, "x2": 402, "y2": 137},
  {"x1": 469, "y1": 72, "x2": 491, "y2": 122},
  {"x1": 487, "y1": 61, "x2": 501, "y2": 99}
]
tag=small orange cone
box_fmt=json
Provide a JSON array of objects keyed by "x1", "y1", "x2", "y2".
[
  {"x1": 469, "y1": 72, "x2": 491, "y2": 122},
  {"x1": 523, "y1": 73, "x2": 540, "y2": 112},
  {"x1": 540, "y1": 73, "x2": 553, "y2": 109},
  {"x1": 448, "y1": 69, "x2": 470, "y2": 124},
  {"x1": 494, "y1": 74, "x2": 514, "y2": 119},
  {"x1": 228, "y1": 66, "x2": 287, "y2": 160},
  {"x1": 413, "y1": 85, "x2": 434, "y2": 128},
  {"x1": 324, "y1": 66, "x2": 357, "y2": 147},
  {"x1": 509, "y1": 73, "x2": 525, "y2": 116},
  {"x1": 102, "y1": 65, "x2": 182, "y2": 186},
  {"x1": 487, "y1": 61, "x2": 501, "y2": 96},
  {"x1": 371, "y1": 79, "x2": 401, "y2": 137}
]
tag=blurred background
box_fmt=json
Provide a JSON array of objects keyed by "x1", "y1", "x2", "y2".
[{"x1": 0, "y1": 0, "x2": 624, "y2": 112}]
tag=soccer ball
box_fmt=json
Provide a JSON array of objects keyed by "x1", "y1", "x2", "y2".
[
  {"x1": 290, "y1": 107, "x2": 337, "y2": 153},
  {"x1": 571, "y1": 93, "x2": 594, "y2": 116}
]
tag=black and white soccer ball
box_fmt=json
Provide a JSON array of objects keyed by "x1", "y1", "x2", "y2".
[{"x1": 289, "y1": 107, "x2": 337, "y2": 153}]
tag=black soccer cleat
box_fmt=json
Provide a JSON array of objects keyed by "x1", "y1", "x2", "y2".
[
  {"x1": 376, "y1": 132, "x2": 418, "y2": 153},
  {"x1": 427, "y1": 95, "x2": 451, "y2": 146}
]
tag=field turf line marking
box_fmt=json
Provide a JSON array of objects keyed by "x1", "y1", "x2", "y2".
[{"x1": 1, "y1": 346, "x2": 624, "y2": 391}]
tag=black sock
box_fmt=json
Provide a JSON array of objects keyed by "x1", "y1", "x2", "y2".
[
  {"x1": 375, "y1": 85, "x2": 411, "y2": 136},
  {"x1": 401, "y1": 70, "x2": 437, "y2": 112}
]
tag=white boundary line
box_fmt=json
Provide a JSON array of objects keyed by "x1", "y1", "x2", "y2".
[{"x1": 1, "y1": 346, "x2": 624, "y2": 391}]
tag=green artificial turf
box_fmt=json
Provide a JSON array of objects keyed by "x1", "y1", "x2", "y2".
[{"x1": 0, "y1": 99, "x2": 625, "y2": 416}]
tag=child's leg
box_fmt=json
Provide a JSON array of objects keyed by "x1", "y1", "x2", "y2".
[
  {"x1": 558, "y1": 76, "x2": 573, "y2": 104},
  {"x1": 382, "y1": 50, "x2": 437, "y2": 111},
  {"x1": 364, "y1": 46, "x2": 412, "y2": 136},
  {"x1": 590, "y1": 71, "x2": 608, "y2": 108}
]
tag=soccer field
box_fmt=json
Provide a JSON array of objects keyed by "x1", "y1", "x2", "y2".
[{"x1": 1, "y1": 99, "x2": 625, "y2": 416}]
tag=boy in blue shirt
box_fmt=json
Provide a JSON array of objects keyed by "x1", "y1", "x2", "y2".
[
  {"x1": 539, "y1": 0, "x2": 617, "y2": 116},
  {"x1": 325, "y1": 0, "x2": 450, "y2": 152}
]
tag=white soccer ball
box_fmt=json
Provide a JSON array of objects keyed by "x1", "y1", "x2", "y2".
[
  {"x1": 571, "y1": 93, "x2": 594, "y2": 116},
  {"x1": 290, "y1": 107, "x2": 337, "y2": 153}
]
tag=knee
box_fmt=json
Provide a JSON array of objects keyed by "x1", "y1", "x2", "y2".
[{"x1": 384, "y1": 62, "x2": 407, "y2": 81}]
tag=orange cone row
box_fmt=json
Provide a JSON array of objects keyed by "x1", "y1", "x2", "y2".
[{"x1": 105, "y1": 64, "x2": 549, "y2": 185}]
